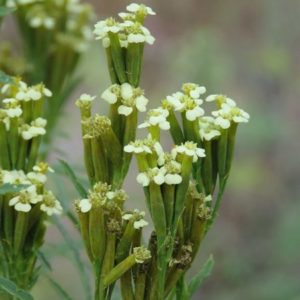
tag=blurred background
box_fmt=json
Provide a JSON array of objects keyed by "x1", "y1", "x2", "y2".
[{"x1": 1, "y1": 0, "x2": 300, "y2": 299}]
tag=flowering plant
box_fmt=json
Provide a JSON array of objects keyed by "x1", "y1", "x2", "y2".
[
  {"x1": 72, "y1": 3, "x2": 250, "y2": 300},
  {"x1": 0, "y1": 77, "x2": 62, "y2": 297},
  {"x1": 0, "y1": 2, "x2": 250, "y2": 300}
]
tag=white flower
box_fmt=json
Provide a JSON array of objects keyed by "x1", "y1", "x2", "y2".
[
  {"x1": 101, "y1": 84, "x2": 120, "y2": 104},
  {"x1": 126, "y1": 3, "x2": 156, "y2": 16},
  {"x1": 79, "y1": 93, "x2": 96, "y2": 103},
  {"x1": 136, "y1": 167, "x2": 166, "y2": 186},
  {"x1": 165, "y1": 173, "x2": 182, "y2": 185},
  {"x1": 172, "y1": 142, "x2": 206, "y2": 162},
  {"x1": 206, "y1": 94, "x2": 236, "y2": 107},
  {"x1": 5, "y1": 105, "x2": 22, "y2": 118},
  {"x1": 9, "y1": 185, "x2": 43, "y2": 212},
  {"x1": 33, "y1": 162, "x2": 54, "y2": 174},
  {"x1": 121, "y1": 83, "x2": 134, "y2": 100},
  {"x1": 199, "y1": 116, "x2": 221, "y2": 141},
  {"x1": 118, "y1": 88, "x2": 148, "y2": 116},
  {"x1": 138, "y1": 107, "x2": 170, "y2": 130},
  {"x1": 118, "y1": 105, "x2": 133, "y2": 116},
  {"x1": 21, "y1": 118, "x2": 47, "y2": 140},
  {"x1": 122, "y1": 209, "x2": 148, "y2": 229},
  {"x1": 124, "y1": 141, "x2": 152, "y2": 154},
  {"x1": 78, "y1": 198, "x2": 92, "y2": 213},
  {"x1": 166, "y1": 92, "x2": 184, "y2": 110},
  {"x1": 166, "y1": 91, "x2": 205, "y2": 121},
  {"x1": 27, "y1": 172, "x2": 47, "y2": 184},
  {"x1": 182, "y1": 83, "x2": 206, "y2": 99},
  {"x1": 127, "y1": 26, "x2": 155, "y2": 44},
  {"x1": 185, "y1": 105, "x2": 205, "y2": 121},
  {"x1": 212, "y1": 103, "x2": 250, "y2": 128},
  {"x1": 76, "y1": 93, "x2": 96, "y2": 109},
  {"x1": 2, "y1": 170, "x2": 30, "y2": 185},
  {"x1": 94, "y1": 18, "x2": 121, "y2": 41},
  {"x1": 40, "y1": 191, "x2": 63, "y2": 216},
  {"x1": 135, "y1": 95, "x2": 148, "y2": 112}
]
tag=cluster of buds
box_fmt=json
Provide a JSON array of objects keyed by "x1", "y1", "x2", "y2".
[
  {"x1": 93, "y1": 3, "x2": 155, "y2": 86},
  {"x1": 73, "y1": 4, "x2": 250, "y2": 300},
  {"x1": 0, "y1": 163, "x2": 62, "y2": 288},
  {"x1": 0, "y1": 77, "x2": 62, "y2": 291},
  {"x1": 76, "y1": 4, "x2": 155, "y2": 189},
  {"x1": 0, "y1": 78, "x2": 52, "y2": 171},
  {"x1": 122, "y1": 83, "x2": 249, "y2": 298},
  {"x1": 4, "y1": 0, "x2": 95, "y2": 150},
  {"x1": 75, "y1": 182, "x2": 151, "y2": 299}
]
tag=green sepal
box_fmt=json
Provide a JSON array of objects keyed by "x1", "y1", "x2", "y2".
[
  {"x1": 126, "y1": 42, "x2": 144, "y2": 87},
  {"x1": 168, "y1": 110, "x2": 184, "y2": 145},
  {"x1": 109, "y1": 32, "x2": 127, "y2": 84}
]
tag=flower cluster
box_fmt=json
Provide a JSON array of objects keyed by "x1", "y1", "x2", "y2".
[
  {"x1": 0, "y1": 78, "x2": 52, "y2": 171},
  {"x1": 7, "y1": 0, "x2": 94, "y2": 53},
  {"x1": 75, "y1": 181, "x2": 151, "y2": 294},
  {"x1": 0, "y1": 164, "x2": 62, "y2": 215},
  {"x1": 101, "y1": 83, "x2": 148, "y2": 116},
  {"x1": 94, "y1": 3, "x2": 155, "y2": 48}
]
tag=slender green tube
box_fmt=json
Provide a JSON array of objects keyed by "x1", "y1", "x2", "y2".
[
  {"x1": 167, "y1": 110, "x2": 184, "y2": 145},
  {"x1": 14, "y1": 212, "x2": 28, "y2": 255},
  {"x1": 103, "y1": 255, "x2": 136, "y2": 287},
  {"x1": 9, "y1": 117, "x2": 19, "y2": 168},
  {"x1": 0, "y1": 122, "x2": 11, "y2": 169},
  {"x1": 105, "y1": 47, "x2": 119, "y2": 84},
  {"x1": 108, "y1": 32, "x2": 127, "y2": 84}
]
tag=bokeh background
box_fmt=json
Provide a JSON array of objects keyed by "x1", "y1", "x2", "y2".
[{"x1": 1, "y1": 0, "x2": 300, "y2": 299}]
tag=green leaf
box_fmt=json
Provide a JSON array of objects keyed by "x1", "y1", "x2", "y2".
[
  {"x1": 0, "y1": 6, "x2": 15, "y2": 17},
  {"x1": 0, "y1": 70, "x2": 12, "y2": 84},
  {"x1": 188, "y1": 255, "x2": 214, "y2": 296},
  {"x1": 46, "y1": 275, "x2": 73, "y2": 300},
  {"x1": 58, "y1": 159, "x2": 87, "y2": 198},
  {"x1": 0, "y1": 277, "x2": 33, "y2": 300},
  {"x1": 0, "y1": 183, "x2": 29, "y2": 195}
]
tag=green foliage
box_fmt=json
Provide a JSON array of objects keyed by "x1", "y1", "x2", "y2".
[
  {"x1": 58, "y1": 159, "x2": 88, "y2": 198},
  {"x1": 0, "y1": 277, "x2": 33, "y2": 300},
  {"x1": 188, "y1": 255, "x2": 214, "y2": 296}
]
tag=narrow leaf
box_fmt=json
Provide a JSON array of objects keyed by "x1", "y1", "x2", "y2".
[
  {"x1": 188, "y1": 255, "x2": 214, "y2": 295},
  {"x1": 58, "y1": 159, "x2": 87, "y2": 198},
  {"x1": 0, "y1": 277, "x2": 33, "y2": 300},
  {"x1": 46, "y1": 275, "x2": 73, "y2": 300}
]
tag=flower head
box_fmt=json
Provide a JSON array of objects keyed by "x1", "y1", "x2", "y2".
[
  {"x1": 172, "y1": 142, "x2": 206, "y2": 162},
  {"x1": 122, "y1": 209, "x2": 148, "y2": 229},
  {"x1": 136, "y1": 167, "x2": 166, "y2": 186},
  {"x1": 199, "y1": 116, "x2": 221, "y2": 141},
  {"x1": 75, "y1": 93, "x2": 96, "y2": 109},
  {"x1": 205, "y1": 94, "x2": 236, "y2": 108},
  {"x1": 212, "y1": 103, "x2": 250, "y2": 129},
  {"x1": 182, "y1": 83, "x2": 206, "y2": 99},
  {"x1": 101, "y1": 84, "x2": 121, "y2": 104},
  {"x1": 21, "y1": 118, "x2": 47, "y2": 140},
  {"x1": 118, "y1": 85, "x2": 148, "y2": 116},
  {"x1": 133, "y1": 246, "x2": 151, "y2": 263},
  {"x1": 126, "y1": 3, "x2": 155, "y2": 16},
  {"x1": 138, "y1": 107, "x2": 170, "y2": 130},
  {"x1": 9, "y1": 185, "x2": 43, "y2": 212},
  {"x1": 40, "y1": 191, "x2": 63, "y2": 216}
]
